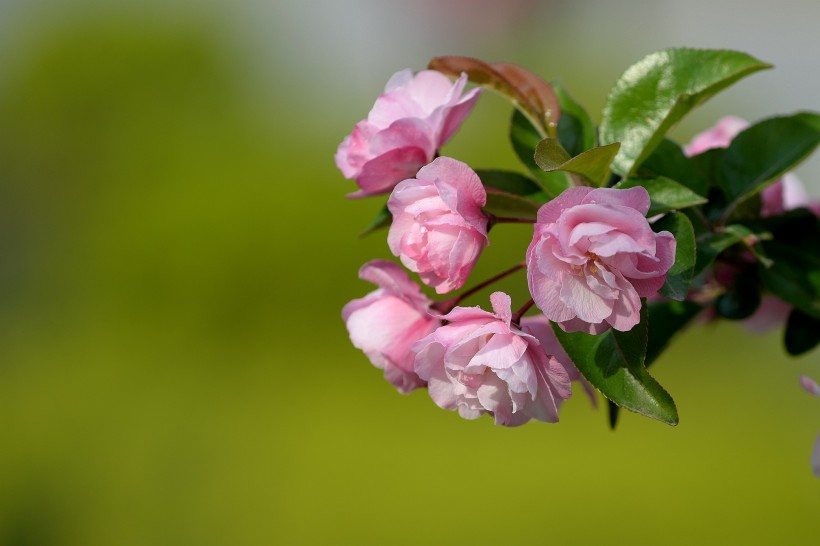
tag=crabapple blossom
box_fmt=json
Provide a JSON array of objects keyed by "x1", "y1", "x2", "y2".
[
  {"x1": 342, "y1": 260, "x2": 439, "y2": 393},
  {"x1": 526, "y1": 186, "x2": 675, "y2": 334},
  {"x1": 387, "y1": 157, "x2": 489, "y2": 294},
  {"x1": 335, "y1": 69, "x2": 481, "y2": 197},
  {"x1": 800, "y1": 375, "x2": 820, "y2": 478},
  {"x1": 412, "y1": 292, "x2": 572, "y2": 426}
]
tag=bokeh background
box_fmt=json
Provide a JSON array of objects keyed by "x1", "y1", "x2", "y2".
[{"x1": 0, "y1": 0, "x2": 818, "y2": 544}]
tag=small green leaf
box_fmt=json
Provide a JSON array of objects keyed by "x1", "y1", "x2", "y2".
[
  {"x1": 693, "y1": 224, "x2": 760, "y2": 276},
  {"x1": 552, "y1": 304, "x2": 679, "y2": 425},
  {"x1": 615, "y1": 177, "x2": 707, "y2": 216},
  {"x1": 639, "y1": 139, "x2": 706, "y2": 195},
  {"x1": 359, "y1": 204, "x2": 391, "y2": 237},
  {"x1": 719, "y1": 112, "x2": 820, "y2": 203},
  {"x1": 784, "y1": 308, "x2": 820, "y2": 356},
  {"x1": 429, "y1": 56, "x2": 560, "y2": 137},
  {"x1": 474, "y1": 169, "x2": 547, "y2": 201},
  {"x1": 553, "y1": 81, "x2": 597, "y2": 156},
  {"x1": 534, "y1": 138, "x2": 620, "y2": 186},
  {"x1": 483, "y1": 189, "x2": 541, "y2": 219},
  {"x1": 510, "y1": 110, "x2": 571, "y2": 198},
  {"x1": 652, "y1": 212, "x2": 696, "y2": 301},
  {"x1": 600, "y1": 48, "x2": 771, "y2": 177}
]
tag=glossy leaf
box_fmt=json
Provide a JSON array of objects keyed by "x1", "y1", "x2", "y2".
[
  {"x1": 429, "y1": 56, "x2": 559, "y2": 137},
  {"x1": 639, "y1": 139, "x2": 706, "y2": 195},
  {"x1": 359, "y1": 204, "x2": 391, "y2": 237},
  {"x1": 552, "y1": 304, "x2": 679, "y2": 426},
  {"x1": 615, "y1": 177, "x2": 707, "y2": 216},
  {"x1": 534, "y1": 138, "x2": 620, "y2": 186},
  {"x1": 510, "y1": 110, "x2": 571, "y2": 198},
  {"x1": 785, "y1": 308, "x2": 820, "y2": 356},
  {"x1": 600, "y1": 48, "x2": 771, "y2": 177},
  {"x1": 646, "y1": 300, "x2": 703, "y2": 367},
  {"x1": 553, "y1": 81, "x2": 597, "y2": 156},
  {"x1": 474, "y1": 169, "x2": 546, "y2": 201},
  {"x1": 719, "y1": 112, "x2": 820, "y2": 203},
  {"x1": 653, "y1": 212, "x2": 696, "y2": 301}
]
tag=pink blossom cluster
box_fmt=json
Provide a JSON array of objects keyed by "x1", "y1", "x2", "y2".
[{"x1": 336, "y1": 68, "x2": 676, "y2": 426}]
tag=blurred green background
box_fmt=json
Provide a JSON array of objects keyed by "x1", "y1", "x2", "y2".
[{"x1": 0, "y1": 1, "x2": 818, "y2": 544}]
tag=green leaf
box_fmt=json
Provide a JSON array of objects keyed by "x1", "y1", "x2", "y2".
[
  {"x1": 429, "y1": 56, "x2": 560, "y2": 137},
  {"x1": 606, "y1": 299, "x2": 701, "y2": 430},
  {"x1": 758, "y1": 241, "x2": 820, "y2": 319},
  {"x1": 483, "y1": 189, "x2": 541, "y2": 219},
  {"x1": 553, "y1": 81, "x2": 597, "y2": 156},
  {"x1": 534, "y1": 138, "x2": 620, "y2": 186},
  {"x1": 615, "y1": 177, "x2": 707, "y2": 216},
  {"x1": 646, "y1": 300, "x2": 703, "y2": 367},
  {"x1": 474, "y1": 169, "x2": 547, "y2": 201},
  {"x1": 510, "y1": 110, "x2": 571, "y2": 198},
  {"x1": 600, "y1": 48, "x2": 771, "y2": 177},
  {"x1": 784, "y1": 308, "x2": 820, "y2": 356},
  {"x1": 639, "y1": 139, "x2": 706, "y2": 195},
  {"x1": 693, "y1": 224, "x2": 762, "y2": 276},
  {"x1": 753, "y1": 209, "x2": 820, "y2": 318},
  {"x1": 552, "y1": 304, "x2": 679, "y2": 425},
  {"x1": 719, "y1": 112, "x2": 820, "y2": 203},
  {"x1": 359, "y1": 204, "x2": 391, "y2": 237},
  {"x1": 652, "y1": 212, "x2": 696, "y2": 301},
  {"x1": 715, "y1": 271, "x2": 761, "y2": 320}
]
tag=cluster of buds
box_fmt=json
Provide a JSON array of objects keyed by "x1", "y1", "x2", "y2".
[{"x1": 336, "y1": 50, "x2": 820, "y2": 477}]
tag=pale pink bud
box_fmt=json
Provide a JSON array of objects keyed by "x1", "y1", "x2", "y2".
[
  {"x1": 335, "y1": 70, "x2": 481, "y2": 198},
  {"x1": 342, "y1": 260, "x2": 439, "y2": 393},
  {"x1": 526, "y1": 186, "x2": 676, "y2": 334},
  {"x1": 412, "y1": 292, "x2": 572, "y2": 426},
  {"x1": 387, "y1": 157, "x2": 489, "y2": 294},
  {"x1": 683, "y1": 115, "x2": 749, "y2": 156}
]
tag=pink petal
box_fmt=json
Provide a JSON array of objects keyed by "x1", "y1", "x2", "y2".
[{"x1": 800, "y1": 375, "x2": 820, "y2": 398}]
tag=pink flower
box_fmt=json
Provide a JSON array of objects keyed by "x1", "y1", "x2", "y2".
[
  {"x1": 342, "y1": 260, "x2": 440, "y2": 393},
  {"x1": 335, "y1": 69, "x2": 481, "y2": 198},
  {"x1": 387, "y1": 157, "x2": 489, "y2": 294},
  {"x1": 526, "y1": 186, "x2": 676, "y2": 334},
  {"x1": 413, "y1": 292, "x2": 572, "y2": 426},
  {"x1": 799, "y1": 375, "x2": 820, "y2": 478}
]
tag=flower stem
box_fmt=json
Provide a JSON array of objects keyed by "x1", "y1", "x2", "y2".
[
  {"x1": 432, "y1": 262, "x2": 526, "y2": 314},
  {"x1": 511, "y1": 298, "x2": 536, "y2": 324},
  {"x1": 487, "y1": 214, "x2": 537, "y2": 230}
]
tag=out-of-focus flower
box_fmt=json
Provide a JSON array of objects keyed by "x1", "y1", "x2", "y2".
[
  {"x1": 799, "y1": 375, "x2": 820, "y2": 478},
  {"x1": 342, "y1": 260, "x2": 439, "y2": 393},
  {"x1": 335, "y1": 69, "x2": 481, "y2": 197},
  {"x1": 526, "y1": 186, "x2": 675, "y2": 334},
  {"x1": 686, "y1": 116, "x2": 820, "y2": 331},
  {"x1": 685, "y1": 115, "x2": 819, "y2": 217},
  {"x1": 387, "y1": 157, "x2": 489, "y2": 294},
  {"x1": 413, "y1": 292, "x2": 571, "y2": 426}
]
